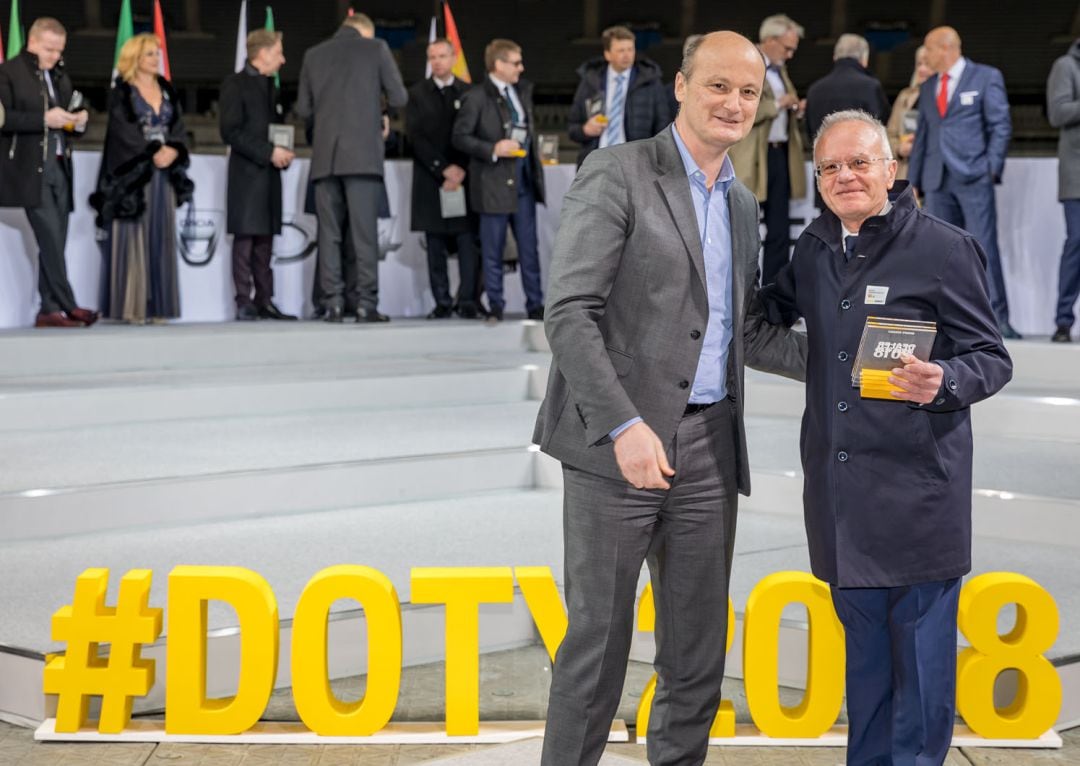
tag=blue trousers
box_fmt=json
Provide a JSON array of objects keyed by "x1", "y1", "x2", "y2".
[
  {"x1": 1057, "y1": 199, "x2": 1080, "y2": 328},
  {"x1": 923, "y1": 172, "x2": 1009, "y2": 324},
  {"x1": 831, "y1": 578, "x2": 962, "y2": 766},
  {"x1": 478, "y1": 160, "x2": 543, "y2": 313}
]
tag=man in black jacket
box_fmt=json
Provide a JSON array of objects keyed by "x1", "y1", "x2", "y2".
[
  {"x1": 220, "y1": 28, "x2": 296, "y2": 321},
  {"x1": 805, "y1": 34, "x2": 890, "y2": 143},
  {"x1": 407, "y1": 38, "x2": 479, "y2": 319},
  {"x1": 0, "y1": 17, "x2": 97, "y2": 328},
  {"x1": 452, "y1": 38, "x2": 545, "y2": 322},
  {"x1": 567, "y1": 25, "x2": 671, "y2": 167}
]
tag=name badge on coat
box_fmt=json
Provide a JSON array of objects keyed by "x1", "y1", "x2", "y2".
[
  {"x1": 959, "y1": 90, "x2": 979, "y2": 106},
  {"x1": 865, "y1": 285, "x2": 889, "y2": 305}
]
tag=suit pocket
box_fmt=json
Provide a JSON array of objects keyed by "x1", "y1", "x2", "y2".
[{"x1": 605, "y1": 346, "x2": 634, "y2": 377}]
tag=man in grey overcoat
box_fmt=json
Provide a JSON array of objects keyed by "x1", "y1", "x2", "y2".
[
  {"x1": 295, "y1": 13, "x2": 406, "y2": 323},
  {"x1": 534, "y1": 31, "x2": 807, "y2": 766},
  {"x1": 1048, "y1": 38, "x2": 1080, "y2": 342}
]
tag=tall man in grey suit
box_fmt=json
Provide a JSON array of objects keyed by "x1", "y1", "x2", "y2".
[
  {"x1": 534, "y1": 31, "x2": 807, "y2": 766},
  {"x1": 296, "y1": 13, "x2": 407, "y2": 323}
]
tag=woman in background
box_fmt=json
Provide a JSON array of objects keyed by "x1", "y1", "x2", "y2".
[
  {"x1": 887, "y1": 45, "x2": 933, "y2": 180},
  {"x1": 91, "y1": 33, "x2": 193, "y2": 323}
]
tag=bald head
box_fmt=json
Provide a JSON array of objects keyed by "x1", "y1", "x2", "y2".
[
  {"x1": 681, "y1": 30, "x2": 764, "y2": 81},
  {"x1": 924, "y1": 26, "x2": 962, "y2": 73}
]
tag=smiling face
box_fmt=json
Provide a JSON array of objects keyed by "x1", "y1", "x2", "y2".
[
  {"x1": 674, "y1": 32, "x2": 765, "y2": 155},
  {"x1": 816, "y1": 120, "x2": 897, "y2": 232}
]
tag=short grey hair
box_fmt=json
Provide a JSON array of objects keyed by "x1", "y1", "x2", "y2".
[
  {"x1": 759, "y1": 14, "x2": 804, "y2": 42},
  {"x1": 834, "y1": 33, "x2": 869, "y2": 62},
  {"x1": 813, "y1": 109, "x2": 893, "y2": 160},
  {"x1": 679, "y1": 34, "x2": 704, "y2": 79}
]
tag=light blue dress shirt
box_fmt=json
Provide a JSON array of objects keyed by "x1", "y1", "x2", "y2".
[{"x1": 609, "y1": 124, "x2": 735, "y2": 441}]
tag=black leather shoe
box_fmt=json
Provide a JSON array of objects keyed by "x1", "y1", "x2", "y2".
[
  {"x1": 527, "y1": 307, "x2": 544, "y2": 321},
  {"x1": 1052, "y1": 325, "x2": 1072, "y2": 343},
  {"x1": 236, "y1": 304, "x2": 259, "y2": 321},
  {"x1": 457, "y1": 303, "x2": 479, "y2": 319},
  {"x1": 310, "y1": 306, "x2": 326, "y2": 321},
  {"x1": 998, "y1": 321, "x2": 1022, "y2": 340},
  {"x1": 486, "y1": 305, "x2": 503, "y2": 324},
  {"x1": 427, "y1": 305, "x2": 453, "y2": 319},
  {"x1": 323, "y1": 306, "x2": 344, "y2": 323},
  {"x1": 258, "y1": 302, "x2": 297, "y2": 321},
  {"x1": 356, "y1": 307, "x2": 390, "y2": 323}
]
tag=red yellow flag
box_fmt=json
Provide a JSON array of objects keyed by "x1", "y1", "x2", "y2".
[
  {"x1": 153, "y1": 0, "x2": 172, "y2": 80},
  {"x1": 442, "y1": 1, "x2": 470, "y2": 83}
]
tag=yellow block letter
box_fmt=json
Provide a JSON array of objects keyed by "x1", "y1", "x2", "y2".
[
  {"x1": 515, "y1": 566, "x2": 567, "y2": 662},
  {"x1": 165, "y1": 566, "x2": 278, "y2": 734},
  {"x1": 957, "y1": 572, "x2": 1061, "y2": 739},
  {"x1": 291, "y1": 565, "x2": 402, "y2": 735},
  {"x1": 743, "y1": 572, "x2": 844, "y2": 738},
  {"x1": 411, "y1": 567, "x2": 514, "y2": 735}
]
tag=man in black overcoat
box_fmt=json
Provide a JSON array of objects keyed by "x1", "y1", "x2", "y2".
[
  {"x1": 220, "y1": 28, "x2": 296, "y2": 321},
  {"x1": 407, "y1": 38, "x2": 479, "y2": 319},
  {"x1": 0, "y1": 17, "x2": 97, "y2": 327},
  {"x1": 763, "y1": 110, "x2": 1012, "y2": 766}
]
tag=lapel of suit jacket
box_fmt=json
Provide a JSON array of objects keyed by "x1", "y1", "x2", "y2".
[
  {"x1": 949, "y1": 58, "x2": 978, "y2": 117},
  {"x1": 654, "y1": 129, "x2": 707, "y2": 291}
]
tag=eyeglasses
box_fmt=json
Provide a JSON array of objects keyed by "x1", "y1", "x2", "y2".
[
  {"x1": 500, "y1": 58, "x2": 524, "y2": 68},
  {"x1": 815, "y1": 157, "x2": 890, "y2": 178}
]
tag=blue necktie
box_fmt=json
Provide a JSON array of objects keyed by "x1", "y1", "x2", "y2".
[
  {"x1": 503, "y1": 88, "x2": 521, "y2": 125},
  {"x1": 603, "y1": 73, "x2": 626, "y2": 146},
  {"x1": 844, "y1": 235, "x2": 859, "y2": 261}
]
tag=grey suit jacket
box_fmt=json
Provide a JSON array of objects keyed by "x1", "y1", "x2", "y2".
[
  {"x1": 295, "y1": 27, "x2": 407, "y2": 182},
  {"x1": 533, "y1": 127, "x2": 807, "y2": 492}
]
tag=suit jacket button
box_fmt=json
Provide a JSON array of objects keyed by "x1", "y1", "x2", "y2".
[
  {"x1": 840, "y1": 299, "x2": 852, "y2": 310},
  {"x1": 678, "y1": 380, "x2": 690, "y2": 389},
  {"x1": 936, "y1": 397, "x2": 946, "y2": 406},
  {"x1": 837, "y1": 401, "x2": 848, "y2": 412},
  {"x1": 837, "y1": 451, "x2": 849, "y2": 462},
  {"x1": 837, "y1": 351, "x2": 849, "y2": 362},
  {"x1": 948, "y1": 379, "x2": 958, "y2": 391},
  {"x1": 690, "y1": 330, "x2": 701, "y2": 340}
]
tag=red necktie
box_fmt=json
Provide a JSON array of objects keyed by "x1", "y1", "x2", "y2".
[{"x1": 937, "y1": 72, "x2": 950, "y2": 117}]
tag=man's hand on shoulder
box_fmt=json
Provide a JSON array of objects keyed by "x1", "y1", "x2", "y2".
[{"x1": 613, "y1": 421, "x2": 675, "y2": 490}]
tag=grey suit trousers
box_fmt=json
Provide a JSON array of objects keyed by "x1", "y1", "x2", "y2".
[
  {"x1": 314, "y1": 174, "x2": 381, "y2": 311},
  {"x1": 542, "y1": 400, "x2": 739, "y2": 766}
]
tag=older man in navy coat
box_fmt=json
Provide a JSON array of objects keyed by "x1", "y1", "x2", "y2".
[
  {"x1": 908, "y1": 26, "x2": 1016, "y2": 339},
  {"x1": 764, "y1": 110, "x2": 1012, "y2": 766}
]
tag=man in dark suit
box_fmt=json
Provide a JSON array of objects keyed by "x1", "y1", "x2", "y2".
[
  {"x1": 452, "y1": 38, "x2": 545, "y2": 322},
  {"x1": 805, "y1": 34, "x2": 889, "y2": 149},
  {"x1": 295, "y1": 12, "x2": 407, "y2": 323},
  {"x1": 909, "y1": 26, "x2": 1017, "y2": 338},
  {"x1": 220, "y1": 28, "x2": 296, "y2": 321},
  {"x1": 0, "y1": 17, "x2": 97, "y2": 328},
  {"x1": 407, "y1": 38, "x2": 479, "y2": 319},
  {"x1": 534, "y1": 32, "x2": 806, "y2": 765},
  {"x1": 764, "y1": 110, "x2": 1012, "y2": 765},
  {"x1": 566, "y1": 24, "x2": 671, "y2": 167}
]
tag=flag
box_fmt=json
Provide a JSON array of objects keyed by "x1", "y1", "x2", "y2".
[
  {"x1": 234, "y1": 0, "x2": 248, "y2": 73},
  {"x1": 6, "y1": 0, "x2": 23, "y2": 60},
  {"x1": 111, "y1": 0, "x2": 134, "y2": 82},
  {"x1": 442, "y1": 1, "x2": 470, "y2": 83},
  {"x1": 153, "y1": 0, "x2": 172, "y2": 80},
  {"x1": 423, "y1": 14, "x2": 436, "y2": 79},
  {"x1": 264, "y1": 6, "x2": 279, "y2": 89}
]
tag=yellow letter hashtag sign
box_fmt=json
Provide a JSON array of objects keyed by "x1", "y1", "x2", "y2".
[{"x1": 44, "y1": 568, "x2": 162, "y2": 734}]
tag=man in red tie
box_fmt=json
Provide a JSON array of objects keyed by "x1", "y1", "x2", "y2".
[{"x1": 909, "y1": 26, "x2": 1017, "y2": 338}]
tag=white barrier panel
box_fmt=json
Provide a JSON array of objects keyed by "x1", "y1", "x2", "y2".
[{"x1": 0, "y1": 154, "x2": 1070, "y2": 333}]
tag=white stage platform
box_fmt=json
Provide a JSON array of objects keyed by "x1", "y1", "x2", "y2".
[{"x1": 0, "y1": 321, "x2": 1078, "y2": 736}]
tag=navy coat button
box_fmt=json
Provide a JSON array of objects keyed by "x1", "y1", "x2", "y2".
[
  {"x1": 837, "y1": 401, "x2": 848, "y2": 412},
  {"x1": 948, "y1": 379, "x2": 958, "y2": 391},
  {"x1": 690, "y1": 330, "x2": 701, "y2": 340},
  {"x1": 840, "y1": 299, "x2": 852, "y2": 310},
  {"x1": 936, "y1": 397, "x2": 946, "y2": 405},
  {"x1": 837, "y1": 451, "x2": 849, "y2": 462},
  {"x1": 838, "y1": 351, "x2": 849, "y2": 362},
  {"x1": 678, "y1": 380, "x2": 690, "y2": 389}
]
